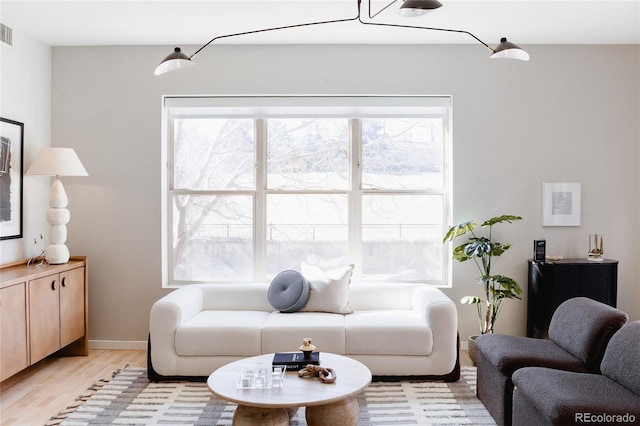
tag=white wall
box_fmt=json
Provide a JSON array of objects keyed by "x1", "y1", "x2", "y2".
[
  {"x1": 0, "y1": 29, "x2": 51, "y2": 264},
  {"x1": 44, "y1": 44, "x2": 640, "y2": 344}
]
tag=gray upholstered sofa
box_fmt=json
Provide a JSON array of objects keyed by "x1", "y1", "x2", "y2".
[
  {"x1": 512, "y1": 320, "x2": 640, "y2": 425},
  {"x1": 475, "y1": 297, "x2": 628, "y2": 425}
]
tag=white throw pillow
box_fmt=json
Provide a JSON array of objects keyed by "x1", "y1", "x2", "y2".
[{"x1": 300, "y1": 263, "x2": 354, "y2": 314}]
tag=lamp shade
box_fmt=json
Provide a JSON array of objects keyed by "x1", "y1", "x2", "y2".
[
  {"x1": 399, "y1": 0, "x2": 443, "y2": 17},
  {"x1": 490, "y1": 37, "x2": 530, "y2": 61},
  {"x1": 154, "y1": 47, "x2": 196, "y2": 76},
  {"x1": 27, "y1": 147, "x2": 88, "y2": 177}
]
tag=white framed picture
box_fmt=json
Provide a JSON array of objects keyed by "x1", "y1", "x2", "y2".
[{"x1": 542, "y1": 182, "x2": 581, "y2": 227}]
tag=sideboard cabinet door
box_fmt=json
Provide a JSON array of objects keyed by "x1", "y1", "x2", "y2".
[
  {"x1": 0, "y1": 282, "x2": 29, "y2": 381},
  {"x1": 29, "y1": 274, "x2": 61, "y2": 362},
  {"x1": 60, "y1": 267, "x2": 86, "y2": 347},
  {"x1": 527, "y1": 259, "x2": 618, "y2": 338}
]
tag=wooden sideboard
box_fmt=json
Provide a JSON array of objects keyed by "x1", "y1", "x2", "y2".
[{"x1": 0, "y1": 256, "x2": 88, "y2": 381}]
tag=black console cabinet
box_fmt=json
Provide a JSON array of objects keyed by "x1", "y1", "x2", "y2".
[{"x1": 527, "y1": 259, "x2": 618, "y2": 338}]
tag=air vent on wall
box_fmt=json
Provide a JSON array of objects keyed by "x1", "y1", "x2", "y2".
[{"x1": 1, "y1": 23, "x2": 13, "y2": 46}]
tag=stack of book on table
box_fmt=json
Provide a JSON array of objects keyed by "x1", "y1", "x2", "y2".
[{"x1": 272, "y1": 352, "x2": 320, "y2": 371}]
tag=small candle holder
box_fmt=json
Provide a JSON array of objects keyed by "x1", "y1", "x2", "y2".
[
  {"x1": 237, "y1": 365, "x2": 286, "y2": 389},
  {"x1": 588, "y1": 233, "x2": 604, "y2": 262}
]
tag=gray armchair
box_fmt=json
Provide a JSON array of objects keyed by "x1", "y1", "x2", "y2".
[
  {"x1": 512, "y1": 321, "x2": 640, "y2": 425},
  {"x1": 475, "y1": 297, "x2": 628, "y2": 425}
]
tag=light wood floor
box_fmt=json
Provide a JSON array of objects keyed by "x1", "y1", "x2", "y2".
[
  {"x1": 0, "y1": 350, "x2": 147, "y2": 426},
  {"x1": 0, "y1": 349, "x2": 473, "y2": 426}
]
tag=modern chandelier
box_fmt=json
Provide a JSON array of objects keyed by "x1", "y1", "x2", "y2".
[{"x1": 154, "y1": 0, "x2": 529, "y2": 76}]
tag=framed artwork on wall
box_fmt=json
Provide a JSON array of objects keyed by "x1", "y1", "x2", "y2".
[
  {"x1": 0, "y1": 117, "x2": 24, "y2": 240},
  {"x1": 542, "y1": 182, "x2": 581, "y2": 227}
]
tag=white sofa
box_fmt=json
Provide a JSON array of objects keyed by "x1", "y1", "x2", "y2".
[{"x1": 148, "y1": 282, "x2": 459, "y2": 380}]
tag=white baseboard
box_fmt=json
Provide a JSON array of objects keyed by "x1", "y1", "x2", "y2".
[{"x1": 89, "y1": 340, "x2": 147, "y2": 350}]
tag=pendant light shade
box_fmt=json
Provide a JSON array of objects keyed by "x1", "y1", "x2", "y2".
[
  {"x1": 399, "y1": 0, "x2": 443, "y2": 17},
  {"x1": 154, "y1": 47, "x2": 196, "y2": 76},
  {"x1": 490, "y1": 37, "x2": 530, "y2": 61}
]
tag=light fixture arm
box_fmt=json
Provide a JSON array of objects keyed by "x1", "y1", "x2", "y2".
[
  {"x1": 189, "y1": 13, "x2": 361, "y2": 60},
  {"x1": 191, "y1": 0, "x2": 491, "y2": 57},
  {"x1": 362, "y1": 0, "x2": 493, "y2": 52},
  {"x1": 359, "y1": 19, "x2": 494, "y2": 52},
  {"x1": 368, "y1": 0, "x2": 400, "y2": 20}
]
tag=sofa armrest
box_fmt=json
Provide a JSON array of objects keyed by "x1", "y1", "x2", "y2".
[
  {"x1": 151, "y1": 285, "x2": 205, "y2": 328},
  {"x1": 149, "y1": 285, "x2": 205, "y2": 375},
  {"x1": 413, "y1": 286, "x2": 459, "y2": 376},
  {"x1": 412, "y1": 286, "x2": 457, "y2": 326}
]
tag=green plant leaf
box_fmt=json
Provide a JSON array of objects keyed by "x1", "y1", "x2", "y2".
[
  {"x1": 481, "y1": 215, "x2": 523, "y2": 227},
  {"x1": 463, "y1": 238, "x2": 492, "y2": 258},
  {"x1": 442, "y1": 220, "x2": 476, "y2": 243},
  {"x1": 487, "y1": 275, "x2": 523, "y2": 300},
  {"x1": 452, "y1": 243, "x2": 472, "y2": 262},
  {"x1": 489, "y1": 242, "x2": 511, "y2": 257},
  {"x1": 461, "y1": 296, "x2": 483, "y2": 304}
]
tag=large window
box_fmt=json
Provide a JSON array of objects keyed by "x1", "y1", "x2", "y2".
[{"x1": 163, "y1": 97, "x2": 451, "y2": 287}]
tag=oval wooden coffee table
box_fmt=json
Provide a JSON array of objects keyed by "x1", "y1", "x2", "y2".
[{"x1": 207, "y1": 352, "x2": 372, "y2": 426}]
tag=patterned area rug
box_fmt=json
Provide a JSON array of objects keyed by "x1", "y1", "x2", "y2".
[{"x1": 49, "y1": 366, "x2": 495, "y2": 425}]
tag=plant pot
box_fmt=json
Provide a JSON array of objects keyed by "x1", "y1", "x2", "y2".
[{"x1": 467, "y1": 334, "x2": 480, "y2": 366}]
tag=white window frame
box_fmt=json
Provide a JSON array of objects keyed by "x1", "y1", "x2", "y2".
[{"x1": 161, "y1": 96, "x2": 452, "y2": 288}]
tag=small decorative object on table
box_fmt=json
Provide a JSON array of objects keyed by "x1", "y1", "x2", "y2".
[
  {"x1": 298, "y1": 365, "x2": 337, "y2": 384},
  {"x1": 237, "y1": 365, "x2": 286, "y2": 389},
  {"x1": 299, "y1": 337, "x2": 316, "y2": 360},
  {"x1": 27, "y1": 233, "x2": 46, "y2": 268},
  {"x1": 588, "y1": 233, "x2": 604, "y2": 261},
  {"x1": 533, "y1": 239, "x2": 546, "y2": 263}
]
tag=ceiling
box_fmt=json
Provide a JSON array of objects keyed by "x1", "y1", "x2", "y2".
[{"x1": 1, "y1": 0, "x2": 639, "y2": 47}]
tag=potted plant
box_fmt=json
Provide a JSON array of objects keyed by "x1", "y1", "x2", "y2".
[{"x1": 443, "y1": 215, "x2": 523, "y2": 364}]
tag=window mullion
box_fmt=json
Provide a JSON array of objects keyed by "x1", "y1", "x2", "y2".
[
  {"x1": 442, "y1": 115, "x2": 453, "y2": 286},
  {"x1": 254, "y1": 119, "x2": 267, "y2": 281},
  {"x1": 349, "y1": 119, "x2": 362, "y2": 279},
  {"x1": 164, "y1": 117, "x2": 174, "y2": 286}
]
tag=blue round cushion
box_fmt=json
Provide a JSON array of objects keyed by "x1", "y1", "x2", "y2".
[{"x1": 268, "y1": 270, "x2": 311, "y2": 313}]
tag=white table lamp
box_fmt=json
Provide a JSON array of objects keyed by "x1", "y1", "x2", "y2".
[{"x1": 27, "y1": 147, "x2": 88, "y2": 264}]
